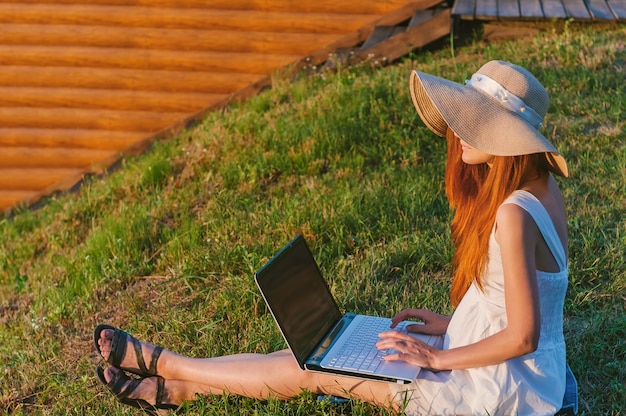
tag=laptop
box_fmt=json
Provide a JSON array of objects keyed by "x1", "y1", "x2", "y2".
[{"x1": 254, "y1": 234, "x2": 439, "y2": 384}]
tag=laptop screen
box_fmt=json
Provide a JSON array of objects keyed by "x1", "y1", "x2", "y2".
[{"x1": 255, "y1": 235, "x2": 342, "y2": 366}]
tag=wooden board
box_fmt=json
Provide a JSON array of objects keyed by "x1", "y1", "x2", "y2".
[
  {"x1": 562, "y1": 0, "x2": 592, "y2": 18},
  {"x1": 519, "y1": 0, "x2": 544, "y2": 18},
  {"x1": 454, "y1": 0, "x2": 625, "y2": 20},
  {"x1": 498, "y1": 0, "x2": 521, "y2": 18},
  {"x1": 476, "y1": 0, "x2": 498, "y2": 19},
  {"x1": 607, "y1": 0, "x2": 626, "y2": 19}
]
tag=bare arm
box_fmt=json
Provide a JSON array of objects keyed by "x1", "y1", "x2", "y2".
[{"x1": 377, "y1": 204, "x2": 541, "y2": 370}]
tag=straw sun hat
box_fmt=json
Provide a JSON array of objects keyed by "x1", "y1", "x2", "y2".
[{"x1": 410, "y1": 60, "x2": 568, "y2": 177}]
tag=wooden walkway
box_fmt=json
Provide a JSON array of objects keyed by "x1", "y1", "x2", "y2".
[
  {"x1": 453, "y1": 0, "x2": 626, "y2": 21},
  {"x1": 1, "y1": 0, "x2": 623, "y2": 213}
]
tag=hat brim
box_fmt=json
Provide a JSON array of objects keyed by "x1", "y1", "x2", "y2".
[{"x1": 410, "y1": 70, "x2": 568, "y2": 177}]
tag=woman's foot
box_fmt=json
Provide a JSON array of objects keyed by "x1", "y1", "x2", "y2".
[
  {"x1": 98, "y1": 366, "x2": 180, "y2": 411},
  {"x1": 95, "y1": 324, "x2": 164, "y2": 377}
]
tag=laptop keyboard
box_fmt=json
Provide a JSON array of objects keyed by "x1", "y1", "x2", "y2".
[{"x1": 325, "y1": 316, "x2": 398, "y2": 373}]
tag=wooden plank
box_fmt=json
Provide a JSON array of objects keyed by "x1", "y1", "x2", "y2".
[
  {"x1": 520, "y1": 0, "x2": 545, "y2": 17},
  {"x1": 562, "y1": 0, "x2": 592, "y2": 18},
  {"x1": 585, "y1": 0, "x2": 617, "y2": 19},
  {"x1": 541, "y1": 0, "x2": 568, "y2": 18},
  {"x1": 498, "y1": 0, "x2": 521, "y2": 18},
  {"x1": 0, "y1": 87, "x2": 225, "y2": 113},
  {"x1": 0, "y1": 190, "x2": 39, "y2": 211},
  {"x1": 360, "y1": 26, "x2": 407, "y2": 51},
  {"x1": 354, "y1": 8, "x2": 451, "y2": 64},
  {"x1": 0, "y1": 45, "x2": 301, "y2": 75},
  {"x1": 0, "y1": 0, "x2": 416, "y2": 15},
  {"x1": 300, "y1": 0, "x2": 443, "y2": 68},
  {"x1": 0, "y1": 66, "x2": 261, "y2": 94},
  {"x1": 606, "y1": 0, "x2": 626, "y2": 19},
  {"x1": 0, "y1": 128, "x2": 149, "y2": 150},
  {"x1": 452, "y1": 0, "x2": 476, "y2": 19},
  {"x1": 0, "y1": 146, "x2": 117, "y2": 169},
  {"x1": 0, "y1": 24, "x2": 337, "y2": 56},
  {"x1": 0, "y1": 107, "x2": 188, "y2": 131},
  {"x1": 0, "y1": 4, "x2": 383, "y2": 34},
  {"x1": 0, "y1": 168, "x2": 83, "y2": 190},
  {"x1": 476, "y1": 0, "x2": 498, "y2": 19}
]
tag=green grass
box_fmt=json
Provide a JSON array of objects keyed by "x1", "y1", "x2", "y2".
[{"x1": 1, "y1": 21, "x2": 625, "y2": 415}]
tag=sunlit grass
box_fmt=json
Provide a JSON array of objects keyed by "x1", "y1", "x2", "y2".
[{"x1": 0, "y1": 21, "x2": 624, "y2": 414}]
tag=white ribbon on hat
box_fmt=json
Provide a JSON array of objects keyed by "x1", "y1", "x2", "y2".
[{"x1": 465, "y1": 73, "x2": 543, "y2": 129}]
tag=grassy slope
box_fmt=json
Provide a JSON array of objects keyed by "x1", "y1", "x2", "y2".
[{"x1": 0, "y1": 22, "x2": 624, "y2": 415}]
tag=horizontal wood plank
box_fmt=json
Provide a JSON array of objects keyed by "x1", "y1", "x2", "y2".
[
  {"x1": 0, "y1": 146, "x2": 117, "y2": 168},
  {"x1": 0, "y1": 24, "x2": 339, "y2": 55},
  {"x1": 0, "y1": 168, "x2": 84, "y2": 190},
  {"x1": 0, "y1": 87, "x2": 225, "y2": 112},
  {"x1": 0, "y1": 4, "x2": 382, "y2": 33},
  {"x1": 0, "y1": 190, "x2": 40, "y2": 210},
  {"x1": 0, "y1": 128, "x2": 149, "y2": 150},
  {"x1": 0, "y1": 0, "x2": 418, "y2": 15},
  {"x1": 0, "y1": 107, "x2": 190, "y2": 131},
  {"x1": 0, "y1": 45, "x2": 301, "y2": 74},
  {"x1": 0, "y1": 66, "x2": 262, "y2": 93}
]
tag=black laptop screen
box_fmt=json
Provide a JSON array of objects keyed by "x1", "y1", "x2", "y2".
[{"x1": 255, "y1": 235, "x2": 342, "y2": 366}]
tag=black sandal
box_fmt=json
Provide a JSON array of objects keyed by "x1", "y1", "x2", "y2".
[
  {"x1": 94, "y1": 324, "x2": 163, "y2": 377},
  {"x1": 96, "y1": 366, "x2": 178, "y2": 415}
]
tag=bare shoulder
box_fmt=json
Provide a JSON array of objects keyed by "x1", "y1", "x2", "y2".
[{"x1": 495, "y1": 202, "x2": 536, "y2": 239}]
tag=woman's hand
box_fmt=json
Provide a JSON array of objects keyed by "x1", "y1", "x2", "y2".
[
  {"x1": 375, "y1": 330, "x2": 441, "y2": 370},
  {"x1": 389, "y1": 308, "x2": 451, "y2": 336}
]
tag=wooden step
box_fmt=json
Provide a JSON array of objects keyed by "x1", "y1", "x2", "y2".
[
  {"x1": 365, "y1": 7, "x2": 451, "y2": 61},
  {"x1": 360, "y1": 25, "x2": 408, "y2": 51},
  {"x1": 0, "y1": 87, "x2": 226, "y2": 112},
  {"x1": 0, "y1": 24, "x2": 337, "y2": 55}
]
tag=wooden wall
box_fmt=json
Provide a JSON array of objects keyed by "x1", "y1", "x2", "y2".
[{"x1": 0, "y1": 0, "x2": 437, "y2": 212}]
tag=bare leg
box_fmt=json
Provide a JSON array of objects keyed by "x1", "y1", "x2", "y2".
[{"x1": 97, "y1": 328, "x2": 396, "y2": 407}]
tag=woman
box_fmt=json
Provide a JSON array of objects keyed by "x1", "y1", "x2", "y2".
[{"x1": 94, "y1": 60, "x2": 570, "y2": 415}]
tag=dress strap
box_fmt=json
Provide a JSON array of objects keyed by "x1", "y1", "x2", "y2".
[{"x1": 502, "y1": 190, "x2": 567, "y2": 272}]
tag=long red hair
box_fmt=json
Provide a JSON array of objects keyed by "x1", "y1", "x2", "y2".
[{"x1": 444, "y1": 127, "x2": 549, "y2": 307}]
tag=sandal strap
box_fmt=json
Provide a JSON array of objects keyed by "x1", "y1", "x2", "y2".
[
  {"x1": 132, "y1": 337, "x2": 163, "y2": 376},
  {"x1": 106, "y1": 374, "x2": 142, "y2": 401},
  {"x1": 155, "y1": 376, "x2": 166, "y2": 406},
  {"x1": 108, "y1": 328, "x2": 128, "y2": 368},
  {"x1": 131, "y1": 335, "x2": 149, "y2": 375}
]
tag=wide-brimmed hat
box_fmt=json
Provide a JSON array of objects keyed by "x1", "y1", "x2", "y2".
[{"x1": 410, "y1": 60, "x2": 568, "y2": 177}]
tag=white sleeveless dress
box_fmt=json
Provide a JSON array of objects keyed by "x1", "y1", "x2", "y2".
[{"x1": 389, "y1": 190, "x2": 567, "y2": 415}]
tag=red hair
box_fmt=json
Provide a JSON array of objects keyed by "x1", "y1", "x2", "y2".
[{"x1": 444, "y1": 127, "x2": 549, "y2": 307}]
